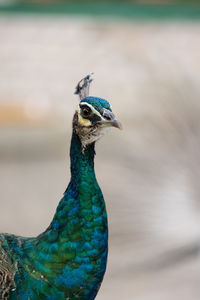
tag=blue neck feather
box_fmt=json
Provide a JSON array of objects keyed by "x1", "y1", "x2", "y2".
[{"x1": 69, "y1": 131, "x2": 95, "y2": 184}]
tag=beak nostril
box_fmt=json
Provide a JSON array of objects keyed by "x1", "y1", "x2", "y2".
[{"x1": 104, "y1": 115, "x2": 111, "y2": 121}]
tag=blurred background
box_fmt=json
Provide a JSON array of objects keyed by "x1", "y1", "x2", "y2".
[{"x1": 0, "y1": 0, "x2": 200, "y2": 299}]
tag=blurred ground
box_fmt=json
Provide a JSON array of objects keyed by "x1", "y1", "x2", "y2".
[{"x1": 0, "y1": 15, "x2": 200, "y2": 299}]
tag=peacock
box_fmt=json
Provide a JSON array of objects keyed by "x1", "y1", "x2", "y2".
[{"x1": 0, "y1": 74, "x2": 121, "y2": 300}]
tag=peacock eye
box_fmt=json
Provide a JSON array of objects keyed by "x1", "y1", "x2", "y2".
[{"x1": 81, "y1": 105, "x2": 92, "y2": 118}]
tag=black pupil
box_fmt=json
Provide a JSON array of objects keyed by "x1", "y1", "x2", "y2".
[{"x1": 81, "y1": 105, "x2": 91, "y2": 117}]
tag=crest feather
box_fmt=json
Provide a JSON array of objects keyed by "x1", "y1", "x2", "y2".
[{"x1": 74, "y1": 73, "x2": 93, "y2": 100}]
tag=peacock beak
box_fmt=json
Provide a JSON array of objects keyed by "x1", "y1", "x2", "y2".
[
  {"x1": 99, "y1": 109, "x2": 122, "y2": 129},
  {"x1": 110, "y1": 118, "x2": 122, "y2": 129}
]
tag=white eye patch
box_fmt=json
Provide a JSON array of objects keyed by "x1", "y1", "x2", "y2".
[{"x1": 79, "y1": 102, "x2": 103, "y2": 119}]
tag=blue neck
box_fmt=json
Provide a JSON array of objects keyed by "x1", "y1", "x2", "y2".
[{"x1": 69, "y1": 131, "x2": 95, "y2": 182}]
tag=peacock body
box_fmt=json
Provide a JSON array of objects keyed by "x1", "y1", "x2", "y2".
[{"x1": 0, "y1": 75, "x2": 121, "y2": 300}]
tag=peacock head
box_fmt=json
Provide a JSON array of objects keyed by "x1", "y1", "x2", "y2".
[{"x1": 73, "y1": 74, "x2": 121, "y2": 149}]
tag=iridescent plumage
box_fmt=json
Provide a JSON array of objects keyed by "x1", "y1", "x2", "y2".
[{"x1": 0, "y1": 75, "x2": 121, "y2": 300}]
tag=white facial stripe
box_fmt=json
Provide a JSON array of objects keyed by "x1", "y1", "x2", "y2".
[{"x1": 79, "y1": 102, "x2": 104, "y2": 120}]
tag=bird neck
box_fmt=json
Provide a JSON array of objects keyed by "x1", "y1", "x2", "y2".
[
  {"x1": 48, "y1": 130, "x2": 101, "y2": 236},
  {"x1": 70, "y1": 131, "x2": 96, "y2": 182}
]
